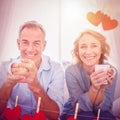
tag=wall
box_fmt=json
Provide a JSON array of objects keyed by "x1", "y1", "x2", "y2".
[
  {"x1": 0, "y1": 0, "x2": 119, "y2": 62},
  {"x1": 0, "y1": 0, "x2": 60, "y2": 61},
  {"x1": 0, "y1": 0, "x2": 120, "y2": 98}
]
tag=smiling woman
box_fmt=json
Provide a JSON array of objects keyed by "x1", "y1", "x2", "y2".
[
  {"x1": 60, "y1": 29, "x2": 117, "y2": 120},
  {"x1": 72, "y1": 29, "x2": 110, "y2": 65}
]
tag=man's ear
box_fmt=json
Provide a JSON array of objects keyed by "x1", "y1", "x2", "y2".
[
  {"x1": 17, "y1": 39, "x2": 20, "y2": 50},
  {"x1": 43, "y1": 40, "x2": 47, "y2": 51}
]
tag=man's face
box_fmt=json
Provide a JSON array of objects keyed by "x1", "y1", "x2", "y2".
[{"x1": 17, "y1": 27, "x2": 46, "y2": 68}]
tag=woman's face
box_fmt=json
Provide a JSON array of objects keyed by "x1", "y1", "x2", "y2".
[{"x1": 78, "y1": 34, "x2": 102, "y2": 67}]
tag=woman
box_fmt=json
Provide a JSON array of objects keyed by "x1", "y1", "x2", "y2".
[{"x1": 60, "y1": 29, "x2": 117, "y2": 120}]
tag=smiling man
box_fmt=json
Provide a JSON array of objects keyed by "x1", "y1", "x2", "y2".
[{"x1": 0, "y1": 21, "x2": 64, "y2": 120}]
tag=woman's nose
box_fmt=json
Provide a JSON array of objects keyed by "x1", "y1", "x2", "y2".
[{"x1": 85, "y1": 47, "x2": 92, "y2": 53}]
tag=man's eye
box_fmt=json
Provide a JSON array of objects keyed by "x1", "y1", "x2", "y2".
[
  {"x1": 35, "y1": 42, "x2": 41, "y2": 46},
  {"x1": 22, "y1": 41, "x2": 28, "y2": 45}
]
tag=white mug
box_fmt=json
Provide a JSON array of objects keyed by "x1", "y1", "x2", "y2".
[{"x1": 95, "y1": 64, "x2": 110, "y2": 72}]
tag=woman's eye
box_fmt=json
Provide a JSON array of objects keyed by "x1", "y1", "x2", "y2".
[
  {"x1": 80, "y1": 46, "x2": 87, "y2": 49},
  {"x1": 92, "y1": 45, "x2": 97, "y2": 48}
]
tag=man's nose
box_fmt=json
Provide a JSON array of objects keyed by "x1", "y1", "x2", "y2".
[{"x1": 27, "y1": 44, "x2": 34, "y2": 51}]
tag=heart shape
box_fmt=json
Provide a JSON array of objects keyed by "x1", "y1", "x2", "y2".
[
  {"x1": 34, "y1": 112, "x2": 46, "y2": 120},
  {"x1": 67, "y1": 116, "x2": 76, "y2": 120},
  {"x1": 21, "y1": 114, "x2": 34, "y2": 120},
  {"x1": 21, "y1": 112, "x2": 46, "y2": 120},
  {"x1": 67, "y1": 116, "x2": 98, "y2": 120},
  {"x1": 4, "y1": 106, "x2": 21, "y2": 120},
  {"x1": 87, "y1": 11, "x2": 104, "y2": 26},
  {"x1": 102, "y1": 15, "x2": 118, "y2": 30}
]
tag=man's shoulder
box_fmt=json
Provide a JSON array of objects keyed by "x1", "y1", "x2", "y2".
[
  {"x1": 0, "y1": 59, "x2": 12, "y2": 68},
  {"x1": 42, "y1": 55, "x2": 63, "y2": 70},
  {"x1": 42, "y1": 55, "x2": 60, "y2": 64},
  {"x1": 0, "y1": 57, "x2": 20, "y2": 69}
]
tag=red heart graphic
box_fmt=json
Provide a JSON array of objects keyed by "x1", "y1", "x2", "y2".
[
  {"x1": 67, "y1": 116, "x2": 98, "y2": 120},
  {"x1": 4, "y1": 106, "x2": 21, "y2": 120},
  {"x1": 102, "y1": 15, "x2": 118, "y2": 30},
  {"x1": 87, "y1": 11, "x2": 104, "y2": 26},
  {"x1": 34, "y1": 112, "x2": 46, "y2": 120},
  {"x1": 21, "y1": 114, "x2": 35, "y2": 120},
  {"x1": 21, "y1": 111, "x2": 46, "y2": 120},
  {"x1": 67, "y1": 116, "x2": 76, "y2": 120}
]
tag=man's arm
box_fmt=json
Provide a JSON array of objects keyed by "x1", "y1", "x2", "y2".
[
  {"x1": 14, "y1": 59, "x2": 61, "y2": 120},
  {"x1": 0, "y1": 77, "x2": 15, "y2": 115},
  {"x1": 29, "y1": 80, "x2": 60, "y2": 120},
  {"x1": 13, "y1": 59, "x2": 63, "y2": 120}
]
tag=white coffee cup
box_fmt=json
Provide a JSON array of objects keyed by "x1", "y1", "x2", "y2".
[
  {"x1": 95, "y1": 64, "x2": 110, "y2": 84},
  {"x1": 95, "y1": 64, "x2": 110, "y2": 72}
]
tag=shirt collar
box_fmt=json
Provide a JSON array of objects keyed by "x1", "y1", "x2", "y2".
[{"x1": 38, "y1": 55, "x2": 51, "y2": 72}]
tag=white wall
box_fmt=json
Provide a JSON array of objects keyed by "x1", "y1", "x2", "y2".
[
  {"x1": 0, "y1": 0, "x2": 120, "y2": 68},
  {"x1": 0, "y1": 0, "x2": 60, "y2": 61}
]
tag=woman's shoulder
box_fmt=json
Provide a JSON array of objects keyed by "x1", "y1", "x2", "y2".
[{"x1": 65, "y1": 63, "x2": 81, "y2": 73}]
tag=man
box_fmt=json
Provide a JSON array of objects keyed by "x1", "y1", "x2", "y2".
[{"x1": 0, "y1": 21, "x2": 64, "y2": 120}]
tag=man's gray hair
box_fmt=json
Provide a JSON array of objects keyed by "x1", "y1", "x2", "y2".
[{"x1": 18, "y1": 20, "x2": 46, "y2": 37}]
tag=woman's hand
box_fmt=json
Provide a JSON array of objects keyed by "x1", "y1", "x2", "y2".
[
  {"x1": 105, "y1": 66, "x2": 115, "y2": 85},
  {"x1": 90, "y1": 69, "x2": 108, "y2": 90},
  {"x1": 90, "y1": 65, "x2": 115, "y2": 90}
]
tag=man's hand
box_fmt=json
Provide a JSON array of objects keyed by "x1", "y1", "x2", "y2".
[{"x1": 9, "y1": 59, "x2": 38, "y2": 86}]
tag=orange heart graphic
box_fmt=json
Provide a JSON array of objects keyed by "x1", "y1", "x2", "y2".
[
  {"x1": 87, "y1": 11, "x2": 104, "y2": 26},
  {"x1": 102, "y1": 15, "x2": 118, "y2": 30}
]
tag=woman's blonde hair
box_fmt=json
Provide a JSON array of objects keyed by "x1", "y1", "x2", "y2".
[{"x1": 72, "y1": 29, "x2": 110, "y2": 64}]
